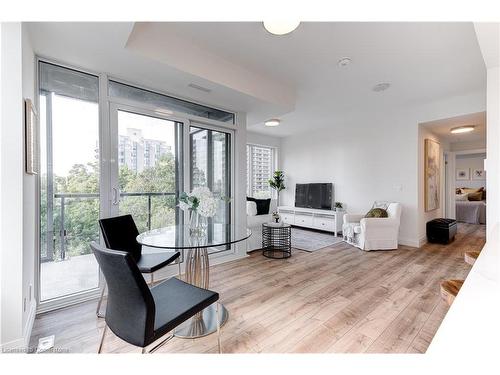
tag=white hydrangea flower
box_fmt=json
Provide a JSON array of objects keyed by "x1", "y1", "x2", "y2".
[{"x1": 198, "y1": 196, "x2": 217, "y2": 217}]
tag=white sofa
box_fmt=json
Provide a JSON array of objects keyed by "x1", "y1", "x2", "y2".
[
  {"x1": 246, "y1": 199, "x2": 277, "y2": 252},
  {"x1": 342, "y1": 202, "x2": 402, "y2": 251}
]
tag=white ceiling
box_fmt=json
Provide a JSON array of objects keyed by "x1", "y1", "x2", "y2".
[
  {"x1": 421, "y1": 111, "x2": 486, "y2": 144},
  {"x1": 26, "y1": 22, "x2": 486, "y2": 137}
]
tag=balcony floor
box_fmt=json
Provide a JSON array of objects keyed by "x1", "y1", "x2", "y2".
[{"x1": 41, "y1": 254, "x2": 99, "y2": 301}]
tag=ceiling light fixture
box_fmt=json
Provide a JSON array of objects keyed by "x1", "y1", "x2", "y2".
[
  {"x1": 372, "y1": 83, "x2": 391, "y2": 92},
  {"x1": 263, "y1": 21, "x2": 300, "y2": 36},
  {"x1": 450, "y1": 125, "x2": 475, "y2": 134},
  {"x1": 265, "y1": 119, "x2": 281, "y2": 127},
  {"x1": 337, "y1": 57, "x2": 352, "y2": 67}
]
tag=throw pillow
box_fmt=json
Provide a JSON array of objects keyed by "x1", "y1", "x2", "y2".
[
  {"x1": 372, "y1": 201, "x2": 390, "y2": 210},
  {"x1": 461, "y1": 187, "x2": 480, "y2": 194},
  {"x1": 246, "y1": 201, "x2": 258, "y2": 216},
  {"x1": 468, "y1": 191, "x2": 483, "y2": 201},
  {"x1": 455, "y1": 193, "x2": 469, "y2": 201},
  {"x1": 365, "y1": 208, "x2": 389, "y2": 218},
  {"x1": 246, "y1": 197, "x2": 271, "y2": 215}
]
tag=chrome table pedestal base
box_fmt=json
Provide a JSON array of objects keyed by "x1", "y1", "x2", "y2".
[
  {"x1": 174, "y1": 243, "x2": 228, "y2": 339},
  {"x1": 174, "y1": 303, "x2": 228, "y2": 338}
]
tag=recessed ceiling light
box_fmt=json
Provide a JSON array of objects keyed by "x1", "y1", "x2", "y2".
[
  {"x1": 337, "y1": 57, "x2": 352, "y2": 67},
  {"x1": 372, "y1": 83, "x2": 391, "y2": 92},
  {"x1": 450, "y1": 125, "x2": 475, "y2": 134},
  {"x1": 265, "y1": 119, "x2": 281, "y2": 127},
  {"x1": 263, "y1": 21, "x2": 300, "y2": 36}
]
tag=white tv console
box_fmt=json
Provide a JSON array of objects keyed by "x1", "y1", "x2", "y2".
[{"x1": 278, "y1": 206, "x2": 345, "y2": 237}]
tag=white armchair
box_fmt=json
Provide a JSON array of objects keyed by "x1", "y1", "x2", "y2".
[
  {"x1": 246, "y1": 199, "x2": 277, "y2": 252},
  {"x1": 342, "y1": 202, "x2": 402, "y2": 251}
]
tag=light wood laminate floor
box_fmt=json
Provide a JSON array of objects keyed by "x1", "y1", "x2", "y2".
[{"x1": 30, "y1": 223, "x2": 485, "y2": 354}]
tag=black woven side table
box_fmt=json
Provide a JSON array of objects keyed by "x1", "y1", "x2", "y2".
[{"x1": 262, "y1": 223, "x2": 292, "y2": 259}]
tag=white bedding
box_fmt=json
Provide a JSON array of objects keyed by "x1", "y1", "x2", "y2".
[{"x1": 456, "y1": 200, "x2": 486, "y2": 224}]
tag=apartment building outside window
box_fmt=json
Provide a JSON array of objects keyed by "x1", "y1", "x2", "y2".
[{"x1": 246, "y1": 144, "x2": 276, "y2": 199}]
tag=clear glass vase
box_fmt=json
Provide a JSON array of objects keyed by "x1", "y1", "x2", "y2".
[{"x1": 189, "y1": 210, "x2": 207, "y2": 237}]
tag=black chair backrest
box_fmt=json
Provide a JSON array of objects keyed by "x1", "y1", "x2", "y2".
[
  {"x1": 90, "y1": 242, "x2": 155, "y2": 347},
  {"x1": 99, "y1": 214, "x2": 142, "y2": 262}
]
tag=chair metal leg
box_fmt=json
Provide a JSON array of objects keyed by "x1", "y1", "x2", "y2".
[
  {"x1": 216, "y1": 302, "x2": 222, "y2": 354},
  {"x1": 150, "y1": 273, "x2": 154, "y2": 284},
  {"x1": 98, "y1": 324, "x2": 108, "y2": 354},
  {"x1": 178, "y1": 260, "x2": 182, "y2": 279},
  {"x1": 141, "y1": 333, "x2": 174, "y2": 354},
  {"x1": 96, "y1": 282, "x2": 107, "y2": 318}
]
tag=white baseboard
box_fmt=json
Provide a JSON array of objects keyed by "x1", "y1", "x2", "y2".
[
  {"x1": 0, "y1": 301, "x2": 37, "y2": 352},
  {"x1": 418, "y1": 236, "x2": 428, "y2": 247},
  {"x1": 398, "y1": 237, "x2": 421, "y2": 248}
]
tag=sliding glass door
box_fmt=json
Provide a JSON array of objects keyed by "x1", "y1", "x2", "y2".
[
  {"x1": 190, "y1": 125, "x2": 232, "y2": 252},
  {"x1": 109, "y1": 106, "x2": 183, "y2": 232},
  {"x1": 39, "y1": 62, "x2": 100, "y2": 302}
]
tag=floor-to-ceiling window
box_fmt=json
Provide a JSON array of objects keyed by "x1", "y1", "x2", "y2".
[
  {"x1": 38, "y1": 60, "x2": 235, "y2": 309},
  {"x1": 39, "y1": 62, "x2": 101, "y2": 302},
  {"x1": 246, "y1": 144, "x2": 276, "y2": 198}
]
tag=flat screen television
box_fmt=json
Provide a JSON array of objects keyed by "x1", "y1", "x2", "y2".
[{"x1": 295, "y1": 183, "x2": 334, "y2": 210}]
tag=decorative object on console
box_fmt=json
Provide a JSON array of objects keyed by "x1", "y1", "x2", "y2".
[
  {"x1": 334, "y1": 202, "x2": 344, "y2": 212},
  {"x1": 456, "y1": 168, "x2": 470, "y2": 180},
  {"x1": 424, "y1": 138, "x2": 440, "y2": 211},
  {"x1": 343, "y1": 202, "x2": 402, "y2": 251},
  {"x1": 472, "y1": 168, "x2": 486, "y2": 180},
  {"x1": 179, "y1": 187, "x2": 225, "y2": 236},
  {"x1": 268, "y1": 170, "x2": 286, "y2": 206}
]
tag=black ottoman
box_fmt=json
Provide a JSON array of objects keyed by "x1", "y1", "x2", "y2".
[{"x1": 427, "y1": 218, "x2": 457, "y2": 244}]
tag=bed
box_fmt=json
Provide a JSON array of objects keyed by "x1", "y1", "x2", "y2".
[{"x1": 455, "y1": 200, "x2": 486, "y2": 224}]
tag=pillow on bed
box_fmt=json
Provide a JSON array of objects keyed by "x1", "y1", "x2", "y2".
[
  {"x1": 461, "y1": 187, "x2": 480, "y2": 194},
  {"x1": 468, "y1": 192, "x2": 483, "y2": 201},
  {"x1": 456, "y1": 193, "x2": 468, "y2": 201}
]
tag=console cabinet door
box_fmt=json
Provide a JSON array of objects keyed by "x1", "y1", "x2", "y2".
[{"x1": 312, "y1": 215, "x2": 335, "y2": 231}]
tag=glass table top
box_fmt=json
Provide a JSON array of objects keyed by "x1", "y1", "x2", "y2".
[{"x1": 137, "y1": 224, "x2": 252, "y2": 249}]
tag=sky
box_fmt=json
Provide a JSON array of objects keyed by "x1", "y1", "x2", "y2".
[{"x1": 42, "y1": 94, "x2": 176, "y2": 176}]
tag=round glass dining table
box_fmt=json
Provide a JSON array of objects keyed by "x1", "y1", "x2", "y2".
[{"x1": 137, "y1": 223, "x2": 251, "y2": 339}]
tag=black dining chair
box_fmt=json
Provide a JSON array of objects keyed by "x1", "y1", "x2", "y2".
[
  {"x1": 96, "y1": 214, "x2": 181, "y2": 317},
  {"x1": 91, "y1": 242, "x2": 221, "y2": 353}
]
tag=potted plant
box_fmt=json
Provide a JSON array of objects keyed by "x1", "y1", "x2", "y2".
[
  {"x1": 334, "y1": 202, "x2": 344, "y2": 212},
  {"x1": 268, "y1": 170, "x2": 285, "y2": 206}
]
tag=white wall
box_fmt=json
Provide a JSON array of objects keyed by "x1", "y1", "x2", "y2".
[
  {"x1": 21, "y1": 23, "x2": 36, "y2": 342},
  {"x1": 281, "y1": 90, "x2": 486, "y2": 247},
  {"x1": 450, "y1": 140, "x2": 487, "y2": 151},
  {"x1": 486, "y1": 66, "x2": 500, "y2": 240},
  {"x1": 455, "y1": 153, "x2": 487, "y2": 190},
  {"x1": 0, "y1": 22, "x2": 25, "y2": 350}
]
